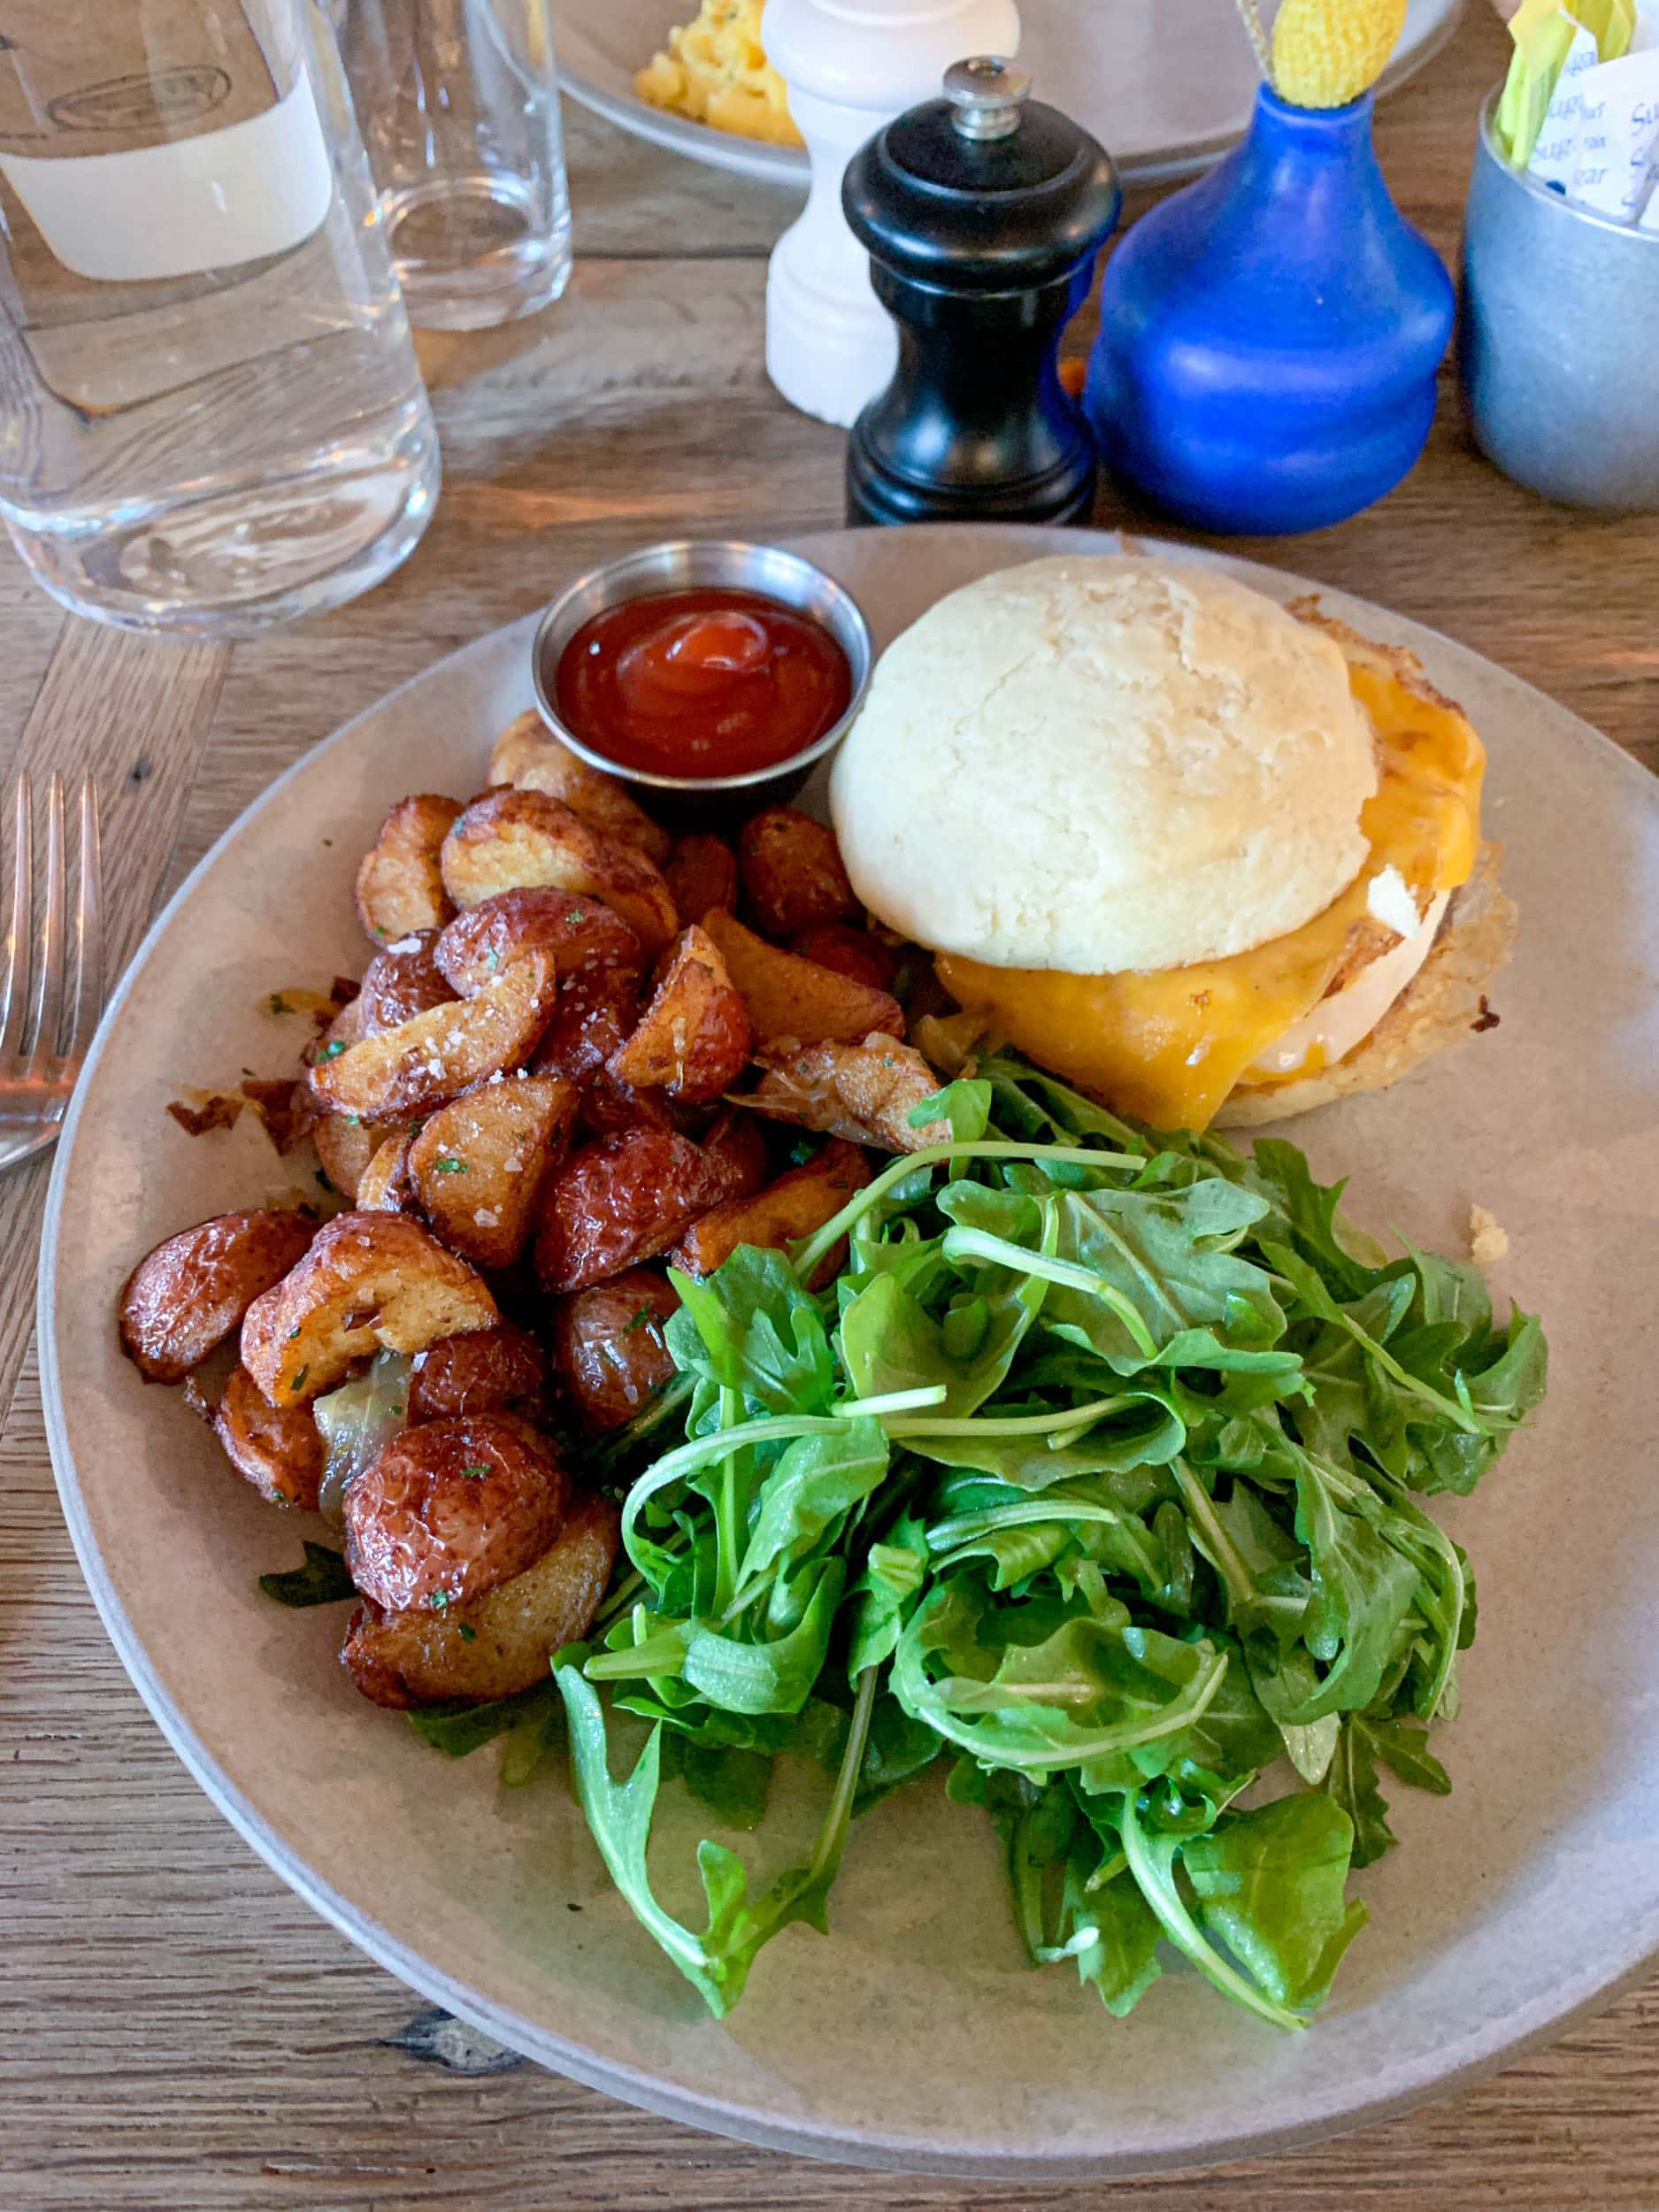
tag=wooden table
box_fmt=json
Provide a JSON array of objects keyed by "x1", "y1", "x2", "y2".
[{"x1": 4, "y1": 8, "x2": 1657, "y2": 2206}]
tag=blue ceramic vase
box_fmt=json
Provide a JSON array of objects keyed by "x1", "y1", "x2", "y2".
[{"x1": 1083, "y1": 86, "x2": 1455, "y2": 534}]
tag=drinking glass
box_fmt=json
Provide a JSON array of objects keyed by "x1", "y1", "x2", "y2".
[
  {"x1": 0, "y1": 0, "x2": 440, "y2": 637},
  {"x1": 343, "y1": 0, "x2": 574, "y2": 330}
]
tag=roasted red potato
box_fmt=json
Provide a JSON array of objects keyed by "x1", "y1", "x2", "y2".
[
  {"x1": 407, "y1": 1325, "x2": 549, "y2": 1425},
  {"x1": 532, "y1": 963, "x2": 641, "y2": 1085},
  {"x1": 213, "y1": 1364, "x2": 325, "y2": 1509},
  {"x1": 534, "y1": 1127, "x2": 730, "y2": 1294},
  {"x1": 356, "y1": 1131, "x2": 415, "y2": 1213},
  {"x1": 310, "y1": 947, "x2": 560, "y2": 1121},
  {"x1": 701, "y1": 910, "x2": 904, "y2": 1048},
  {"x1": 549, "y1": 1268, "x2": 681, "y2": 1434},
  {"x1": 314, "y1": 1114, "x2": 399, "y2": 1206},
  {"x1": 787, "y1": 923, "x2": 898, "y2": 995},
  {"x1": 664, "y1": 832, "x2": 739, "y2": 928},
  {"x1": 489, "y1": 710, "x2": 672, "y2": 864},
  {"x1": 440, "y1": 789, "x2": 678, "y2": 959},
  {"x1": 354, "y1": 935, "x2": 457, "y2": 1033},
  {"x1": 407, "y1": 1072, "x2": 576, "y2": 1269},
  {"x1": 241, "y1": 1211, "x2": 500, "y2": 1404},
  {"x1": 671, "y1": 1139, "x2": 870, "y2": 1283},
  {"x1": 605, "y1": 923, "x2": 751, "y2": 1103},
  {"x1": 747, "y1": 1034, "x2": 951, "y2": 1153},
  {"x1": 119, "y1": 1209, "x2": 317, "y2": 1385},
  {"x1": 343, "y1": 1413, "x2": 569, "y2": 1612},
  {"x1": 355, "y1": 795, "x2": 464, "y2": 944},
  {"x1": 701, "y1": 1105, "x2": 770, "y2": 1204},
  {"x1": 575, "y1": 1067, "x2": 676, "y2": 1140},
  {"x1": 738, "y1": 807, "x2": 860, "y2": 940},
  {"x1": 342, "y1": 1492, "x2": 620, "y2": 1708},
  {"x1": 434, "y1": 886, "x2": 640, "y2": 999}
]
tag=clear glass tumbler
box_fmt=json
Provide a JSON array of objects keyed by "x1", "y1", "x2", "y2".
[
  {"x1": 343, "y1": 0, "x2": 574, "y2": 330},
  {"x1": 0, "y1": 0, "x2": 440, "y2": 638}
]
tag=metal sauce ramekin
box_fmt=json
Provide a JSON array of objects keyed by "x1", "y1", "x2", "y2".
[{"x1": 528, "y1": 540, "x2": 873, "y2": 816}]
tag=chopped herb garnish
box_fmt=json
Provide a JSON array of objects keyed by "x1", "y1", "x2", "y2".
[
  {"x1": 289, "y1": 1365, "x2": 308, "y2": 1390},
  {"x1": 485, "y1": 948, "x2": 501, "y2": 972},
  {"x1": 434, "y1": 1156, "x2": 468, "y2": 1173},
  {"x1": 622, "y1": 1306, "x2": 655, "y2": 1334},
  {"x1": 430, "y1": 1590, "x2": 451, "y2": 1612},
  {"x1": 315, "y1": 1169, "x2": 335, "y2": 1194},
  {"x1": 461, "y1": 1463, "x2": 491, "y2": 1479},
  {"x1": 345, "y1": 1114, "x2": 362, "y2": 1127},
  {"x1": 288, "y1": 1325, "x2": 302, "y2": 1342},
  {"x1": 265, "y1": 993, "x2": 293, "y2": 1018},
  {"x1": 319, "y1": 1040, "x2": 347, "y2": 1060},
  {"x1": 457, "y1": 1622, "x2": 478, "y2": 1642}
]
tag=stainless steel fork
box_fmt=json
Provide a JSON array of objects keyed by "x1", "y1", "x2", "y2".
[{"x1": 0, "y1": 772, "x2": 103, "y2": 1171}]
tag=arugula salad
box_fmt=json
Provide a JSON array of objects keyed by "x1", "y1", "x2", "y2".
[{"x1": 427, "y1": 1056, "x2": 1548, "y2": 2031}]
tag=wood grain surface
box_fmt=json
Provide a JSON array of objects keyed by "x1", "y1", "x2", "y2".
[{"x1": 4, "y1": 10, "x2": 1657, "y2": 2208}]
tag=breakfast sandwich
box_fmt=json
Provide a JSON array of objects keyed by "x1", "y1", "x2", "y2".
[{"x1": 830, "y1": 556, "x2": 1513, "y2": 1133}]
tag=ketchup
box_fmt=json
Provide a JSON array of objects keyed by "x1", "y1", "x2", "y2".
[{"x1": 552, "y1": 587, "x2": 852, "y2": 780}]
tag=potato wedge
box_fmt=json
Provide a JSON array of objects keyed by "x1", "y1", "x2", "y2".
[
  {"x1": 357, "y1": 1131, "x2": 415, "y2": 1213},
  {"x1": 309, "y1": 947, "x2": 560, "y2": 1121},
  {"x1": 407, "y1": 1072, "x2": 576, "y2": 1269},
  {"x1": 355, "y1": 935, "x2": 457, "y2": 1033},
  {"x1": 701, "y1": 1105, "x2": 770, "y2": 1204},
  {"x1": 605, "y1": 923, "x2": 751, "y2": 1103},
  {"x1": 342, "y1": 1492, "x2": 620, "y2": 1709},
  {"x1": 213, "y1": 1364, "x2": 325, "y2": 1509},
  {"x1": 788, "y1": 923, "x2": 898, "y2": 995},
  {"x1": 355, "y1": 795, "x2": 464, "y2": 944},
  {"x1": 532, "y1": 962, "x2": 642, "y2": 1084},
  {"x1": 314, "y1": 1113, "x2": 401, "y2": 1205},
  {"x1": 671, "y1": 1139, "x2": 870, "y2": 1283},
  {"x1": 241, "y1": 1211, "x2": 499, "y2": 1404},
  {"x1": 488, "y1": 710, "x2": 672, "y2": 864},
  {"x1": 119, "y1": 1209, "x2": 317, "y2": 1385},
  {"x1": 574, "y1": 1067, "x2": 677, "y2": 1140},
  {"x1": 701, "y1": 910, "x2": 904, "y2": 1048},
  {"x1": 664, "y1": 832, "x2": 739, "y2": 927},
  {"x1": 407, "y1": 1325, "x2": 549, "y2": 1425},
  {"x1": 440, "y1": 788, "x2": 677, "y2": 958},
  {"x1": 344, "y1": 1412, "x2": 568, "y2": 1611},
  {"x1": 434, "y1": 887, "x2": 639, "y2": 998},
  {"x1": 534, "y1": 1128, "x2": 730, "y2": 1294},
  {"x1": 747, "y1": 1034, "x2": 951, "y2": 1153},
  {"x1": 738, "y1": 807, "x2": 859, "y2": 939},
  {"x1": 549, "y1": 1268, "x2": 680, "y2": 1434}
]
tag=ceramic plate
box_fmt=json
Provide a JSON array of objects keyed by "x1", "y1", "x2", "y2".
[
  {"x1": 42, "y1": 524, "x2": 1659, "y2": 2177},
  {"x1": 554, "y1": 0, "x2": 1463, "y2": 190}
]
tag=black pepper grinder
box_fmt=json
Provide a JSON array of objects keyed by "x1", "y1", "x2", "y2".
[{"x1": 841, "y1": 58, "x2": 1120, "y2": 529}]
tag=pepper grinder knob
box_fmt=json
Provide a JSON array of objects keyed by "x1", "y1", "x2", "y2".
[
  {"x1": 942, "y1": 57, "x2": 1030, "y2": 140},
  {"x1": 764, "y1": 0, "x2": 1021, "y2": 432}
]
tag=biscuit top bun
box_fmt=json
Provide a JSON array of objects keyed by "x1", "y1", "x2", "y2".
[{"x1": 829, "y1": 556, "x2": 1379, "y2": 976}]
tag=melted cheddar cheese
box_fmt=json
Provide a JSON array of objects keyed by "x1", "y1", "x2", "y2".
[{"x1": 937, "y1": 654, "x2": 1484, "y2": 1133}]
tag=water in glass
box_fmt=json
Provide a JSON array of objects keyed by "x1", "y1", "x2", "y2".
[
  {"x1": 345, "y1": 0, "x2": 573, "y2": 331},
  {"x1": 0, "y1": 0, "x2": 440, "y2": 638}
]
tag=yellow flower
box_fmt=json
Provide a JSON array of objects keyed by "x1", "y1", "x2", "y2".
[{"x1": 1270, "y1": 0, "x2": 1407, "y2": 109}]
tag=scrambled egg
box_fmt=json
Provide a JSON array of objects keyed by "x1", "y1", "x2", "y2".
[{"x1": 636, "y1": 0, "x2": 803, "y2": 147}]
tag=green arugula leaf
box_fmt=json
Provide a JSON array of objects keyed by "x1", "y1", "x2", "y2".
[
  {"x1": 257, "y1": 1541, "x2": 356, "y2": 1608},
  {"x1": 407, "y1": 1678, "x2": 561, "y2": 1760},
  {"x1": 1324, "y1": 1710, "x2": 1454, "y2": 1868},
  {"x1": 666, "y1": 1251, "x2": 836, "y2": 1414},
  {"x1": 1179, "y1": 1791, "x2": 1369, "y2": 2011}
]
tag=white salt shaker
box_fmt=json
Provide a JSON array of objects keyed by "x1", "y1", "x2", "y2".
[{"x1": 765, "y1": 0, "x2": 1021, "y2": 428}]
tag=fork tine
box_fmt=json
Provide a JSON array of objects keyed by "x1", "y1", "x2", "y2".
[
  {"x1": 62, "y1": 778, "x2": 102, "y2": 1064},
  {"x1": 0, "y1": 773, "x2": 30, "y2": 1066},
  {"x1": 25, "y1": 772, "x2": 64, "y2": 1071}
]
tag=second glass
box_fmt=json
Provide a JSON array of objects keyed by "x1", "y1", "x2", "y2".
[{"x1": 344, "y1": 0, "x2": 574, "y2": 330}]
